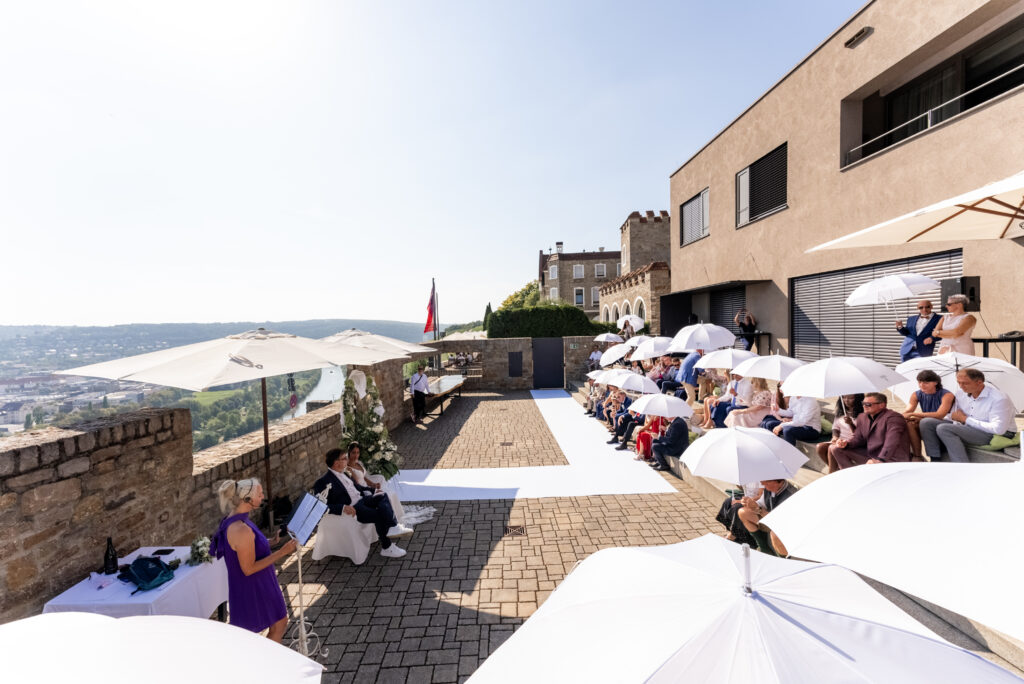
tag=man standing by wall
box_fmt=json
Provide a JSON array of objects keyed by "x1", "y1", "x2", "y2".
[
  {"x1": 409, "y1": 365, "x2": 431, "y2": 423},
  {"x1": 896, "y1": 300, "x2": 939, "y2": 361}
]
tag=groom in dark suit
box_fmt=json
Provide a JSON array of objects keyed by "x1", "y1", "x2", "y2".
[
  {"x1": 649, "y1": 416, "x2": 691, "y2": 472},
  {"x1": 896, "y1": 300, "x2": 939, "y2": 361},
  {"x1": 312, "y1": 448, "x2": 409, "y2": 558}
]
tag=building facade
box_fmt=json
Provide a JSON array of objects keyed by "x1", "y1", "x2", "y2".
[
  {"x1": 664, "y1": 0, "x2": 1024, "y2": 368},
  {"x1": 599, "y1": 211, "x2": 673, "y2": 330},
  {"x1": 538, "y1": 242, "x2": 621, "y2": 318}
]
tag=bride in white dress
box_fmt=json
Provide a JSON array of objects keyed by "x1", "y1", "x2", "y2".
[{"x1": 345, "y1": 442, "x2": 406, "y2": 522}]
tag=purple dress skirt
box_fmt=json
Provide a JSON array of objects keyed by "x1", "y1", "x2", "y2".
[{"x1": 210, "y1": 513, "x2": 288, "y2": 633}]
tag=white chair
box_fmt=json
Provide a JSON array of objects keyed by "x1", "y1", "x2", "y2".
[{"x1": 311, "y1": 512, "x2": 377, "y2": 565}]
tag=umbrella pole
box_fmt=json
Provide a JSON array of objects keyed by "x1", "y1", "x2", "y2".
[
  {"x1": 742, "y1": 543, "x2": 752, "y2": 595},
  {"x1": 262, "y1": 378, "x2": 274, "y2": 530}
]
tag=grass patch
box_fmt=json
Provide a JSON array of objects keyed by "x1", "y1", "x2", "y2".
[{"x1": 191, "y1": 389, "x2": 242, "y2": 407}]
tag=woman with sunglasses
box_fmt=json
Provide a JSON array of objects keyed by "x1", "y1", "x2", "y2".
[{"x1": 933, "y1": 294, "x2": 977, "y2": 355}]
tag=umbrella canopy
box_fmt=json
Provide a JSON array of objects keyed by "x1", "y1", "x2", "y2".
[
  {"x1": 628, "y1": 393, "x2": 694, "y2": 419},
  {"x1": 808, "y1": 168, "x2": 1024, "y2": 252},
  {"x1": 894, "y1": 352, "x2": 1024, "y2": 411},
  {"x1": 0, "y1": 613, "x2": 323, "y2": 682},
  {"x1": 731, "y1": 354, "x2": 807, "y2": 382},
  {"x1": 629, "y1": 336, "x2": 674, "y2": 361},
  {"x1": 667, "y1": 323, "x2": 736, "y2": 353},
  {"x1": 617, "y1": 374, "x2": 661, "y2": 395},
  {"x1": 624, "y1": 334, "x2": 652, "y2": 348},
  {"x1": 592, "y1": 368, "x2": 635, "y2": 387},
  {"x1": 694, "y1": 348, "x2": 758, "y2": 371},
  {"x1": 469, "y1": 534, "x2": 1020, "y2": 683},
  {"x1": 321, "y1": 328, "x2": 433, "y2": 355},
  {"x1": 763, "y1": 461, "x2": 1024, "y2": 645},
  {"x1": 780, "y1": 356, "x2": 905, "y2": 398},
  {"x1": 682, "y1": 427, "x2": 808, "y2": 483},
  {"x1": 599, "y1": 343, "x2": 631, "y2": 367},
  {"x1": 585, "y1": 369, "x2": 604, "y2": 380},
  {"x1": 845, "y1": 273, "x2": 941, "y2": 306},
  {"x1": 617, "y1": 314, "x2": 645, "y2": 330},
  {"x1": 594, "y1": 332, "x2": 624, "y2": 343}
]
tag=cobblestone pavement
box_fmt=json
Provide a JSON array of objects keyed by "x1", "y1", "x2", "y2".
[{"x1": 392, "y1": 392, "x2": 569, "y2": 469}]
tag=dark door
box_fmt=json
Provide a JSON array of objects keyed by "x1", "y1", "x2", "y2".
[{"x1": 532, "y1": 338, "x2": 565, "y2": 389}]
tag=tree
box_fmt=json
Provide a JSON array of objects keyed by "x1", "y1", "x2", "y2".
[
  {"x1": 102, "y1": 395, "x2": 110, "y2": 409},
  {"x1": 24, "y1": 414, "x2": 33, "y2": 430},
  {"x1": 483, "y1": 302, "x2": 493, "y2": 330},
  {"x1": 499, "y1": 281, "x2": 541, "y2": 311}
]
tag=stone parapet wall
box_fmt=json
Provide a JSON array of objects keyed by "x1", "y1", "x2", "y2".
[
  {"x1": 562, "y1": 336, "x2": 596, "y2": 384},
  {"x1": 428, "y1": 338, "x2": 533, "y2": 391},
  {"x1": 599, "y1": 263, "x2": 671, "y2": 332}
]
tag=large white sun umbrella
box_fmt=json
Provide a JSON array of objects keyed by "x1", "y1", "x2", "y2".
[
  {"x1": 763, "y1": 461, "x2": 1024, "y2": 645},
  {"x1": 667, "y1": 323, "x2": 736, "y2": 353},
  {"x1": 624, "y1": 334, "x2": 651, "y2": 348},
  {"x1": 894, "y1": 352, "x2": 1024, "y2": 410},
  {"x1": 629, "y1": 336, "x2": 674, "y2": 361},
  {"x1": 592, "y1": 368, "x2": 635, "y2": 387},
  {"x1": 682, "y1": 427, "x2": 808, "y2": 483},
  {"x1": 469, "y1": 534, "x2": 1020, "y2": 683},
  {"x1": 617, "y1": 314, "x2": 645, "y2": 331},
  {"x1": 599, "y1": 343, "x2": 631, "y2": 367},
  {"x1": 808, "y1": 168, "x2": 1024, "y2": 252},
  {"x1": 617, "y1": 374, "x2": 661, "y2": 395},
  {"x1": 731, "y1": 354, "x2": 807, "y2": 382},
  {"x1": 321, "y1": 328, "x2": 433, "y2": 355},
  {"x1": 628, "y1": 393, "x2": 694, "y2": 419},
  {"x1": 57, "y1": 328, "x2": 399, "y2": 511},
  {"x1": 694, "y1": 347, "x2": 758, "y2": 371},
  {"x1": 0, "y1": 613, "x2": 323, "y2": 682},
  {"x1": 593, "y1": 332, "x2": 624, "y2": 343},
  {"x1": 845, "y1": 272, "x2": 941, "y2": 307},
  {"x1": 779, "y1": 356, "x2": 906, "y2": 398}
]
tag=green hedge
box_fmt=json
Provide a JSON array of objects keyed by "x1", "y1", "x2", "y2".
[{"x1": 488, "y1": 304, "x2": 615, "y2": 338}]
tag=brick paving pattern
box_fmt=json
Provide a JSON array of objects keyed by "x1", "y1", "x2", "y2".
[{"x1": 392, "y1": 391, "x2": 569, "y2": 469}]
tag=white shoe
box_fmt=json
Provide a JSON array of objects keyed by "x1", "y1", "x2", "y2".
[
  {"x1": 387, "y1": 524, "x2": 414, "y2": 537},
  {"x1": 380, "y1": 544, "x2": 407, "y2": 558}
]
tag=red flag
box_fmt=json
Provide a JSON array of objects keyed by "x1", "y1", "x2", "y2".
[{"x1": 424, "y1": 281, "x2": 436, "y2": 333}]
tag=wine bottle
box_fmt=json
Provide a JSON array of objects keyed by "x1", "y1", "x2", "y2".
[{"x1": 103, "y1": 537, "x2": 118, "y2": 575}]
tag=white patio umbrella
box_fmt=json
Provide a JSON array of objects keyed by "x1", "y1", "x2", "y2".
[
  {"x1": 585, "y1": 369, "x2": 604, "y2": 380},
  {"x1": 617, "y1": 374, "x2": 661, "y2": 395},
  {"x1": 667, "y1": 323, "x2": 736, "y2": 353},
  {"x1": 894, "y1": 352, "x2": 1024, "y2": 410},
  {"x1": 763, "y1": 461, "x2": 1024, "y2": 645},
  {"x1": 599, "y1": 343, "x2": 631, "y2": 367},
  {"x1": 624, "y1": 334, "x2": 651, "y2": 348},
  {"x1": 593, "y1": 368, "x2": 634, "y2": 387},
  {"x1": 845, "y1": 272, "x2": 940, "y2": 307},
  {"x1": 629, "y1": 336, "x2": 674, "y2": 361},
  {"x1": 469, "y1": 534, "x2": 1020, "y2": 683},
  {"x1": 694, "y1": 348, "x2": 758, "y2": 371},
  {"x1": 780, "y1": 356, "x2": 905, "y2": 398},
  {"x1": 732, "y1": 354, "x2": 807, "y2": 381},
  {"x1": 681, "y1": 427, "x2": 808, "y2": 483},
  {"x1": 321, "y1": 328, "x2": 433, "y2": 354},
  {"x1": 0, "y1": 613, "x2": 323, "y2": 682},
  {"x1": 617, "y1": 314, "x2": 645, "y2": 331},
  {"x1": 808, "y1": 168, "x2": 1024, "y2": 251},
  {"x1": 628, "y1": 393, "x2": 694, "y2": 419},
  {"x1": 594, "y1": 332, "x2": 624, "y2": 343}
]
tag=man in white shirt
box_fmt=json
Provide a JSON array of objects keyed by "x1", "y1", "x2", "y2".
[
  {"x1": 896, "y1": 300, "x2": 939, "y2": 361},
  {"x1": 920, "y1": 368, "x2": 1017, "y2": 462},
  {"x1": 587, "y1": 346, "x2": 603, "y2": 371},
  {"x1": 409, "y1": 365, "x2": 431, "y2": 423},
  {"x1": 760, "y1": 394, "x2": 822, "y2": 445}
]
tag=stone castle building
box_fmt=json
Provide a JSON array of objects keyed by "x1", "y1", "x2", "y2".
[
  {"x1": 538, "y1": 242, "x2": 621, "y2": 318},
  {"x1": 598, "y1": 210, "x2": 673, "y2": 332}
]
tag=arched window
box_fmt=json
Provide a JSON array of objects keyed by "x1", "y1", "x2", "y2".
[
  {"x1": 612, "y1": 305, "x2": 619, "y2": 321},
  {"x1": 635, "y1": 298, "x2": 646, "y2": 321},
  {"x1": 622, "y1": 301, "x2": 631, "y2": 315},
  {"x1": 602, "y1": 306, "x2": 610, "y2": 322}
]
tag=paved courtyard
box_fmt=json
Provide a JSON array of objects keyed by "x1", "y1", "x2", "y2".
[{"x1": 279, "y1": 391, "x2": 722, "y2": 683}]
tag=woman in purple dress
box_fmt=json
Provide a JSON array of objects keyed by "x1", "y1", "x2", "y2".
[{"x1": 211, "y1": 478, "x2": 296, "y2": 642}]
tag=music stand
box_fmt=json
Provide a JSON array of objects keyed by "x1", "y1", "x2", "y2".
[{"x1": 286, "y1": 486, "x2": 330, "y2": 658}]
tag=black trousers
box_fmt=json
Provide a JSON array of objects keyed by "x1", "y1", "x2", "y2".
[
  {"x1": 355, "y1": 494, "x2": 398, "y2": 549},
  {"x1": 413, "y1": 390, "x2": 426, "y2": 418}
]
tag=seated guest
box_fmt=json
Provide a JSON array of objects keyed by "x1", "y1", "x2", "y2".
[
  {"x1": 701, "y1": 371, "x2": 751, "y2": 429},
  {"x1": 716, "y1": 479, "x2": 796, "y2": 556},
  {"x1": 896, "y1": 300, "x2": 939, "y2": 361},
  {"x1": 602, "y1": 390, "x2": 626, "y2": 430},
  {"x1": 313, "y1": 448, "x2": 410, "y2": 558},
  {"x1": 211, "y1": 478, "x2": 295, "y2": 642},
  {"x1": 610, "y1": 391, "x2": 633, "y2": 432},
  {"x1": 588, "y1": 346, "x2": 602, "y2": 371},
  {"x1": 829, "y1": 393, "x2": 910, "y2": 471},
  {"x1": 659, "y1": 357, "x2": 684, "y2": 393},
  {"x1": 816, "y1": 394, "x2": 864, "y2": 472},
  {"x1": 646, "y1": 357, "x2": 668, "y2": 384},
  {"x1": 609, "y1": 408, "x2": 643, "y2": 448},
  {"x1": 595, "y1": 385, "x2": 619, "y2": 421},
  {"x1": 761, "y1": 394, "x2": 821, "y2": 446},
  {"x1": 584, "y1": 381, "x2": 607, "y2": 416},
  {"x1": 920, "y1": 368, "x2": 1016, "y2": 462},
  {"x1": 902, "y1": 370, "x2": 954, "y2": 460},
  {"x1": 725, "y1": 378, "x2": 773, "y2": 428},
  {"x1": 650, "y1": 416, "x2": 690, "y2": 472},
  {"x1": 633, "y1": 413, "x2": 665, "y2": 461},
  {"x1": 344, "y1": 441, "x2": 407, "y2": 525}
]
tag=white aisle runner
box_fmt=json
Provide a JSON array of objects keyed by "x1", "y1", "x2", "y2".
[{"x1": 396, "y1": 389, "x2": 677, "y2": 501}]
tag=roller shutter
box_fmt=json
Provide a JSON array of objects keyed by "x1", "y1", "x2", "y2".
[{"x1": 710, "y1": 286, "x2": 746, "y2": 349}]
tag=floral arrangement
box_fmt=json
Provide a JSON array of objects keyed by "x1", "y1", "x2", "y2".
[
  {"x1": 341, "y1": 375, "x2": 402, "y2": 480},
  {"x1": 187, "y1": 536, "x2": 212, "y2": 566}
]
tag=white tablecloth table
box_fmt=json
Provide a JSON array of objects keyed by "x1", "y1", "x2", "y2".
[{"x1": 43, "y1": 546, "x2": 229, "y2": 619}]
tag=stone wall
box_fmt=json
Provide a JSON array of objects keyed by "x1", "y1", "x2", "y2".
[
  {"x1": 562, "y1": 336, "x2": 596, "y2": 384},
  {"x1": 598, "y1": 262, "x2": 671, "y2": 332},
  {"x1": 620, "y1": 211, "x2": 670, "y2": 273},
  {"x1": 428, "y1": 338, "x2": 533, "y2": 391},
  {"x1": 0, "y1": 403, "x2": 342, "y2": 623}
]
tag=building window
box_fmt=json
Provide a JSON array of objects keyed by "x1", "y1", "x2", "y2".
[
  {"x1": 549, "y1": 287, "x2": 558, "y2": 301},
  {"x1": 602, "y1": 306, "x2": 610, "y2": 322},
  {"x1": 549, "y1": 265, "x2": 558, "y2": 280},
  {"x1": 595, "y1": 263, "x2": 606, "y2": 277},
  {"x1": 591, "y1": 287, "x2": 599, "y2": 306},
  {"x1": 736, "y1": 142, "x2": 787, "y2": 227},
  {"x1": 622, "y1": 301, "x2": 631, "y2": 315},
  {"x1": 635, "y1": 299, "x2": 646, "y2": 321},
  {"x1": 574, "y1": 288, "x2": 584, "y2": 307},
  {"x1": 681, "y1": 188, "x2": 710, "y2": 246},
  {"x1": 573, "y1": 264, "x2": 584, "y2": 279},
  {"x1": 612, "y1": 305, "x2": 619, "y2": 321},
  {"x1": 616, "y1": 263, "x2": 622, "y2": 276}
]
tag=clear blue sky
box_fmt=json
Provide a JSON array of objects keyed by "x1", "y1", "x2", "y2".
[{"x1": 0, "y1": 0, "x2": 866, "y2": 327}]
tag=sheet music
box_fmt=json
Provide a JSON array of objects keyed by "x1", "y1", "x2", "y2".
[{"x1": 287, "y1": 493, "x2": 329, "y2": 546}]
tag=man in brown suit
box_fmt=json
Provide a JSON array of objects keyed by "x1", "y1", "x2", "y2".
[{"x1": 829, "y1": 392, "x2": 911, "y2": 471}]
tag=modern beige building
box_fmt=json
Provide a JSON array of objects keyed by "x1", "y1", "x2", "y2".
[
  {"x1": 599, "y1": 211, "x2": 672, "y2": 331},
  {"x1": 664, "y1": 0, "x2": 1024, "y2": 367},
  {"x1": 538, "y1": 242, "x2": 621, "y2": 318}
]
